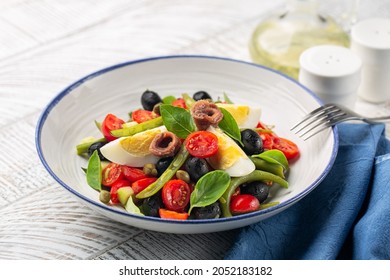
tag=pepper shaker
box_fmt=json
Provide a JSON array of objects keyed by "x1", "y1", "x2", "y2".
[
  {"x1": 350, "y1": 18, "x2": 390, "y2": 103},
  {"x1": 299, "y1": 45, "x2": 362, "y2": 107}
]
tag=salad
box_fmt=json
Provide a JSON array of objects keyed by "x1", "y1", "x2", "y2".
[{"x1": 76, "y1": 90, "x2": 300, "y2": 220}]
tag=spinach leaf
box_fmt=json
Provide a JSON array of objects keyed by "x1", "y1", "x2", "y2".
[
  {"x1": 252, "y1": 149, "x2": 288, "y2": 170},
  {"x1": 160, "y1": 104, "x2": 195, "y2": 139},
  {"x1": 86, "y1": 150, "x2": 102, "y2": 191},
  {"x1": 189, "y1": 170, "x2": 231, "y2": 214},
  {"x1": 218, "y1": 107, "x2": 243, "y2": 146},
  {"x1": 162, "y1": 95, "x2": 176, "y2": 104},
  {"x1": 181, "y1": 93, "x2": 195, "y2": 108},
  {"x1": 223, "y1": 92, "x2": 234, "y2": 104},
  {"x1": 125, "y1": 195, "x2": 144, "y2": 216}
]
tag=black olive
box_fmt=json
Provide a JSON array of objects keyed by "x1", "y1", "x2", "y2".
[
  {"x1": 141, "y1": 90, "x2": 162, "y2": 111},
  {"x1": 88, "y1": 141, "x2": 107, "y2": 160},
  {"x1": 184, "y1": 157, "x2": 210, "y2": 182},
  {"x1": 241, "y1": 181, "x2": 269, "y2": 203},
  {"x1": 142, "y1": 193, "x2": 164, "y2": 217},
  {"x1": 192, "y1": 202, "x2": 221, "y2": 219},
  {"x1": 193, "y1": 90, "x2": 212, "y2": 101},
  {"x1": 241, "y1": 129, "x2": 263, "y2": 155},
  {"x1": 155, "y1": 157, "x2": 174, "y2": 176}
]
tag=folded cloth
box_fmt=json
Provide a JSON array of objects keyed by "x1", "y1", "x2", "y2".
[{"x1": 225, "y1": 123, "x2": 390, "y2": 260}]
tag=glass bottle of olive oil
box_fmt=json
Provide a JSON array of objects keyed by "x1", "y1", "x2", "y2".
[{"x1": 249, "y1": 0, "x2": 350, "y2": 79}]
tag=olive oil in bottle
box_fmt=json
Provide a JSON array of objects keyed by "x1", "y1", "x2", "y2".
[{"x1": 249, "y1": 0, "x2": 350, "y2": 79}]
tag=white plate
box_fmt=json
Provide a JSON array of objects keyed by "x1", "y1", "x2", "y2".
[{"x1": 36, "y1": 55, "x2": 338, "y2": 234}]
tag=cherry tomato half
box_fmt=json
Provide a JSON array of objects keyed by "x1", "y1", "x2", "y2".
[
  {"x1": 102, "y1": 163, "x2": 124, "y2": 186},
  {"x1": 230, "y1": 194, "x2": 260, "y2": 215},
  {"x1": 171, "y1": 98, "x2": 187, "y2": 109},
  {"x1": 185, "y1": 131, "x2": 218, "y2": 158},
  {"x1": 258, "y1": 132, "x2": 275, "y2": 150},
  {"x1": 101, "y1": 114, "x2": 125, "y2": 142},
  {"x1": 132, "y1": 109, "x2": 155, "y2": 123},
  {"x1": 256, "y1": 121, "x2": 300, "y2": 161},
  {"x1": 159, "y1": 209, "x2": 189, "y2": 220},
  {"x1": 122, "y1": 166, "x2": 147, "y2": 183},
  {"x1": 110, "y1": 179, "x2": 132, "y2": 204},
  {"x1": 162, "y1": 179, "x2": 191, "y2": 212},
  {"x1": 272, "y1": 137, "x2": 300, "y2": 161},
  {"x1": 132, "y1": 177, "x2": 157, "y2": 194}
]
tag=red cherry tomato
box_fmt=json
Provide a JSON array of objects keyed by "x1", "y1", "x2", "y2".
[
  {"x1": 110, "y1": 179, "x2": 131, "y2": 204},
  {"x1": 101, "y1": 114, "x2": 125, "y2": 142},
  {"x1": 102, "y1": 163, "x2": 124, "y2": 186},
  {"x1": 162, "y1": 179, "x2": 191, "y2": 212},
  {"x1": 272, "y1": 137, "x2": 300, "y2": 161},
  {"x1": 230, "y1": 194, "x2": 260, "y2": 214},
  {"x1": 171, "y1": 98, "x2": 187, "y2": 109},
  {"x1": 256, "y1": 121, "x2": 300, "y2": 161},
  {"x1": 122, "y1": 166, "x2": 147, "y2": 183},
  {"x1": 159, "y1": 209, "x2": 189, "y2": 220},
  {"x1": 132, "y1": 109, "x2": 155, "y2": 123},
  {"x1": 185, "y1": 131, "x2": 218, "y2": 158},
  {"x1": 132, "y1": 177, "x2": 157, "y2": 194}
]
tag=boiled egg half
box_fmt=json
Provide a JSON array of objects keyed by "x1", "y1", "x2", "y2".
[
  {"x1": 217, "y1": 103, "x2": 261, "y2": 128},
  {"x1": 100, "y1": 126, "x2": 166, "y2": 167},
  {"x1": 207, "y1": 126, "x2": 255, "y2": 177}
]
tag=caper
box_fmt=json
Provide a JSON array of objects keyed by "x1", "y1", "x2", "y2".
[
  {"x1": 99, "y1": 190, "x2": 111, "y2": 204},
  {"x1": 176, "y1": 170, "x2": 190, "y2": 183},
  {"x1": 143, "y1": 163, "x2": 158, "y2": 177}
]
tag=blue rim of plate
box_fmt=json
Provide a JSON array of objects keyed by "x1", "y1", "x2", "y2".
[{"x1": 35, "y1": 55, "x2": 339, "y2": 225}]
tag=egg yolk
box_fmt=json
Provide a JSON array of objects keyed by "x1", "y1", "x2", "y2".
[
  {"x1": 216, "y1": 104, "x2": 249, "y2": 126},
  {"x1": 120, "y1": 129, "x2": 162, "y2": 157},
  {"x1": 208, "y1": 132, "x2": 244, "y2": 170}
]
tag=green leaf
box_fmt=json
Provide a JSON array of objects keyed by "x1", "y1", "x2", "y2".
[
  {"x1": 86, "y1": 150, "x2": 102, "y2": 191},
  {"x1": 218, "y1": 107, "x2": 243, "y2": 145},
  {"x1": 162, "y1": 95, "x2": 176, "y2": 104},
  {"x1": 94, "y1": 120, "x2": 102, "y2": 132},
  {"x1": 181, "y1": 93, "x2": 195, "y2": 108},
  {"x1": 125, "y1": 195, "x2": 144, "y2": 216},
  {"x1": 252, "y1": 149, "x2": 289, "y2": 170},
  {"x1": 223, "y1": 92, "x2": 234, "y2": 104},
  {"x1": 189, "y1": 170, "x2": 231, "y2": 214},
  {"x1": 160, "y1": 104, "x2": 196, "y2": 139}
]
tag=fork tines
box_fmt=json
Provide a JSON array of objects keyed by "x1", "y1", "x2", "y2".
[{"x1": 290, "y1": 104, "x2": 346, "y2": 140}]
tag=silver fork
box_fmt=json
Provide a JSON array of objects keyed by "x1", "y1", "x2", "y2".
[{"x1": 291, "y1": 103, "x2": 390, "y2": 140}]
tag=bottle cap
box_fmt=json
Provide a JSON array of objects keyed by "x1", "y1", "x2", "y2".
[
  {"x1": 299, "y1": 45, "x2": 362, "y2": 106},
  {"x1": 350, "y1": 18, "x2": 390, "y2": 103}
]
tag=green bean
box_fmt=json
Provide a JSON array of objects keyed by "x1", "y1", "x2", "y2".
[
  {"x1": 182, "y1": 93, "x2": 195, "y2": 108},
  {"x1": 111, "y1": 116, "x2": 163, "y2": 137},
  {"x1": 136, "y1": 145, "x2": 189, "y2": 199},
  {"x1": 219, "y1": 170, "x2": 288, "y2": 217},
  {"x1": 250, "y1": 157, "x2": 286, "y2": 178},
  {"x1": 76, "y1": 137, "x2": 107, "y2": 155}
]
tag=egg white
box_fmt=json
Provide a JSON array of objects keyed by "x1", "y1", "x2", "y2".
[
  {"x1": 241, "y1": 107, "x2": 261, "y2": 128},
  {"x1": 207, "y1": 127, "x2": 255, "y2": 177}
]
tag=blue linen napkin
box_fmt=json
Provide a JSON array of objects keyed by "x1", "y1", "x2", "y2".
[{"x1": 225, "y1": 123, "x2": 390, "y2": 260}]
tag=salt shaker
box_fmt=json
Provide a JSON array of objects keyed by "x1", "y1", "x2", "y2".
[
  {"x1": 350, "y1": 18, "x2": 390, "y2": 103},
  {"x1": 298, "y1": 45, "x2": 362, "y2": 107}
]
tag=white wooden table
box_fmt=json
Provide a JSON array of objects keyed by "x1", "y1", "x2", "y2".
[{"x1": 0, "y1": 0, "x2": 389, "y2": 260}]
